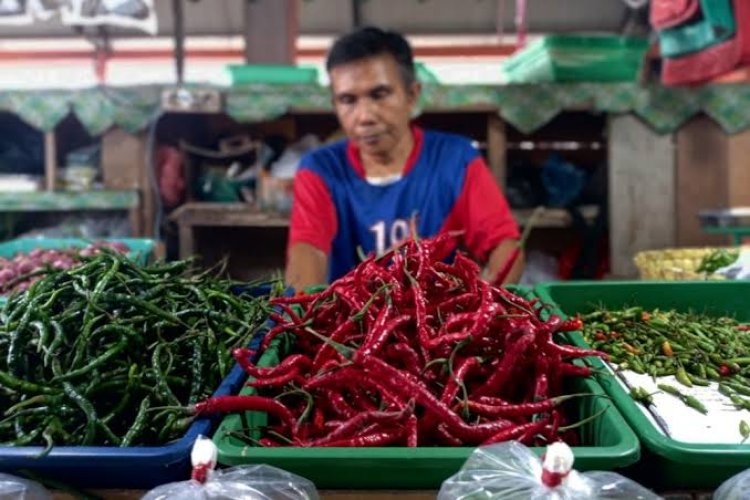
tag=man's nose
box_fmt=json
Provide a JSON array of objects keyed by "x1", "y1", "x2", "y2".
[{"x1": 355, "y1": 99, "x2": 377, "y2": 124}]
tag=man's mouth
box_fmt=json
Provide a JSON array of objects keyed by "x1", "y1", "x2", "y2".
[{"x1": 359, "y1": 134, "x2": 382, "y2": 146}]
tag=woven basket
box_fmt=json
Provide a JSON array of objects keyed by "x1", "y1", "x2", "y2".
[{"x1": 633, "y1": 247, "x2": 733, "y2": 280}]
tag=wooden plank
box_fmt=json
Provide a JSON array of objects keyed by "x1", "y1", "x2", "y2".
[
  {"x1": 486, "y1": 114, "x2": 506, "y2": 188},
  {"x1": 243, "y1": 0, "x2": 298, "y2": 64},
  {"x1": 44, "y1": 131, "x2": 56, "y2": 191},
  {"x1": 676, "y1": 117, "x2": 729, "y2": 247},
  {"x1": 101, "y1": 128, "x2": 152, "y2": 237},
  {"x1": 727, "y1": 127, "x2": 750, "y2": 207},
  {"x1": 609, "y1": 115, "x2": 676, "y2": 277}
]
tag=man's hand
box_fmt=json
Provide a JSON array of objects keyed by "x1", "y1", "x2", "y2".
[
  {"x1": 485, "y1": 239, "x2": 525, "y2": 285},
  {"x1": 285, "y1": 243, "x2": 329, "y2": 293}
]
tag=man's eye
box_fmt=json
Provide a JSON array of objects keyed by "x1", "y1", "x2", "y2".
[
  {"x1": 372, "y1": 89, "x2": 389, "y2": 100},
  {"x1": 338, "y1": 95, "x2": 356, "y2": 105}
]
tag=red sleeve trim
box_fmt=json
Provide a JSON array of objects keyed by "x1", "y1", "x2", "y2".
[
  {"x1": 441, "y1": 157, "x2": 520, "y2": 261},
  {"x1": 288, "y1": 169, "x2": 337, "y2": 254}
]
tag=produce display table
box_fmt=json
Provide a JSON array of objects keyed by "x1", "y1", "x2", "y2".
[
  {"x1": 49, "y1": 489, "x2": 713, "y2": 499},
  {"x1": 50, "y1": 490, "x2": 438, "y2": 499}
]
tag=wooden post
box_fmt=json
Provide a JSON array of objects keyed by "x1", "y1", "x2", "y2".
[
  {"x1": 243, "y1": 0, "x2": 298, "y2": 64},
  {"x1": 486, "y1": 114, "x2": 507, "y2": 189},
  {"x1": 101, "y1": 128, "x2": 152, "y2": 237},
  {"x1": 675, "y1": 117, "x2": 750, "y2": 247},
  {"x1": 676, "y1": 117, "x2": 731, "y2": 247},
  {"x1": 609, "y1": 115, "x2": 676, "y2": 277},
  {"x1": 44, "y1": 131, "x2": 56, "y2": 191}
]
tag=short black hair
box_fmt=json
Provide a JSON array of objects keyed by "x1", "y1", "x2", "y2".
[{"x1": 326, "y1": 26, "x2": 416, "y2": 88}]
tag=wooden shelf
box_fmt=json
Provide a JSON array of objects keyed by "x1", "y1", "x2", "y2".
[
  {"x1": 170, "y1": 202, "x2": 599, "y2": 231},
  {"x1": 0, "y1": 190, "x2": 140, "y2": 212},
  {"x1": 514, "y1": 206, "x2": 600, "y2": 228}
]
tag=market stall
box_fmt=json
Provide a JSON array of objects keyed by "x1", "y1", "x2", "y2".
[{"x1": 3, "y1": 0, "x2": 750, "y2": 498}]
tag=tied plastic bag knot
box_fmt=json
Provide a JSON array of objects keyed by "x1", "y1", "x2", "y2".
[
  {"x1": 190, "y1": 436, "x2": 218, "y2": 484},
  {"x1": 540, "y1": 441, "x2": 574, "y2": 488}
]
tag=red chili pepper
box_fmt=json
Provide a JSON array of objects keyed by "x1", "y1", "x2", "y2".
[
  {"x1": 719, "y1": 364, "x2": 732, "y2": 377},
  {"x1": 594, "y1": 332, "x2": 607, "y2": 341},
  {"x1": 433, "y1": 424, "x2": 463, "y2": 446},
  {"x1": 191, "y1": 395, "x2": 295, "y2": 433},
  {"x1": 558, "y1": 316, "x2": 583, "y2": 332},
  {"x1": 441, "y1": 356, "x2": 481, "y2": 405},
  {"x1": 246, "y1": 368, "x2": 302, "y2": 388},
  {"x1": 360, "y1": 314, "x2": 411, "y2": 357},
  {"x1": 358, "y1": 355, "x2": 512, "y2": 443},
  {"x1": 234, "y1": 350, "x2": 311, "y2": 379},
  {"x1": 385, "y1": 343, "x2": 422, "y2": 374},
  {"x1": 325, "y1": 389, "x2": 357, "y2": 420},
  {"x1": 474, "y1": 331, "x2": 536, "y2": 397},
  {"x1": 467, "y1": 393, "x2": 584, "y2": 418},
  {"x1": 406, "y1": 414, "x2": 418, "y2": 447},
  {"x1": 311, "y1": 319, "x2": 357, "y2": 370},
  {"x1": 481, "y1": 418, "x2": 549, "y2": 445},
  {"x1": 320, "y1": 428, "x2": 405, "y2": 447},
  {"x1": 546, "y1": 342, "x2": 609, "y2": 361},
  {"x1": 307, "y1": 408, "x2": 409, "y2": 446},
  {"x1": 559, "y1": 363, "x2": 592, "y2": 377}
]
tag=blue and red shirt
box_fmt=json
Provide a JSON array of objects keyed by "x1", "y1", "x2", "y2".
[{"x1": 289, "y1": 127, "x2": 520, "y2": 282}]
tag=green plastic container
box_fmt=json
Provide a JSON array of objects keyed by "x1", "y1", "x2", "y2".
[
  {"x1": 227, "y1": 64, "x2": 319, "y2": 85},
  {"x1": 415, "y1": 61, "x2": 439, "y2": 84},
  {"x1": 503, "y1": 35, "x2": 648, "y2": 83},
  {"x1": 0, "y1": 237, "x2": 156, "y2": 265},
  {"x1": 213, "y1": 334, "x2": 639, "y2": 489},
  {"x1": 534, "y1": 280, "x2": 750, "y2": 490}
]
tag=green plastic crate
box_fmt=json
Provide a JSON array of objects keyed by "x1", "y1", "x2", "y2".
[
  {"x1": 503, "y1": 35, "x2": 648, "y2": 83},
  {"x1": 227, "y1": 64, "x2": 319, "y2": 85},
  {"x1": 213, "y1": 331, "x2": 639, "y2": 489},
  {"x1": 534, "y1": 280, "x2": 750, "y2": 490},
  {"x1": 0, "y1": 237, "x2": 156, "y2": 266}
]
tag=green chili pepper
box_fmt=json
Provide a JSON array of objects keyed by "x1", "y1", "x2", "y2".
[
  {"x1": 120, "y1": 396, "x2": 150, "y2": 447},
  {"x1": 676, "y1": 367, "x2": 693, "y2": 388},
  {"x1": 740, "y1": 420, "x2": 750, "y2": 442}
]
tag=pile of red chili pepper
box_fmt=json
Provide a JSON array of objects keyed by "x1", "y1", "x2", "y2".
[{"x1": 197, "y1": 234, "x2": 607, "y2": 447}]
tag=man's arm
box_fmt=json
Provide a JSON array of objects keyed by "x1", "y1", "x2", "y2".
[
  {"x1": 485, "y1": 239, "x2": 525, "y2": 285},
  {"x1": 285, "y1": 168, "x2": 337, "y2": 292},
  {"x1": 443, "y1": 156, "x2": 524, "y2": 283},
  {"x1": 285, "y1": 242, "x2": 329, "y2": 293}
]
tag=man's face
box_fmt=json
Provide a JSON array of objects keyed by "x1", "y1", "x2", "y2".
[{"x1": 329, "y1": 53, "x2": 420, "y2": 157}]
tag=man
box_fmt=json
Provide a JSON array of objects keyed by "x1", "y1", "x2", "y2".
[{"x1": 285, "y1": 26, "x2": 523, "y2": 291}]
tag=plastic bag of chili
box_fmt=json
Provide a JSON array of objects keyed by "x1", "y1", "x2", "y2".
[
  {"x1": 438, "y1": 441, "x2": 661, "y2": 500},
  {"x1": 141, "y1": 436, "x2": 320, "y2": 500}
]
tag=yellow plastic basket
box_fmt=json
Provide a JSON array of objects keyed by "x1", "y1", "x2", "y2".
[{"x1": 633, "y1": 247, "x2": 739, "y2": 280}]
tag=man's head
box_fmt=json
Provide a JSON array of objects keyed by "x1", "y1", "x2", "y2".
[{"x1": 326, "y1": 27, "x2": 421, "y2": 159}]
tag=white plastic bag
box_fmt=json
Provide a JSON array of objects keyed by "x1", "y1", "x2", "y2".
[
  {"x1": 438, "y1": 441, "x2": 661, "y2": 500},
  {"x1": 0, "y1": 473, "x2": 52, "y2": 500},
  {"x1": 715, "y1": 249, "x2": 750, "y2": 280},
  {"x1": 714, "y1": 468, "x2": 750, "y2": 500},
  {"x1": 0, "y1": 0, "x2": 32, "y2": 25},
  {"x1": 141, "y1": 436, "x2": 319, "y2": 500},
  {"x1": 62, "y1": 0, "x2": 157, "y2": 34},
  {"x1": 28, "y1": 0, "x2": 66, "y2": 20}
]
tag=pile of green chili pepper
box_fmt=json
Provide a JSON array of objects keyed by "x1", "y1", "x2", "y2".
[
  {"x1": 582, "y1": 307, "x2": 750, "y2": 413},
  {"x1": 0, "y1": 250, "x2": 281, "y2": 450},
  {"x1": 696, "y1": 248, "x2": 739, "y2": 274}
]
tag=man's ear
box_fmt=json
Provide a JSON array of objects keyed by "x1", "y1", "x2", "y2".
[{"x1": 408, "y1": 80, "x2": 422, "y2": 105}]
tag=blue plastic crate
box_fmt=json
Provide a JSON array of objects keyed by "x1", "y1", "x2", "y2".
[
  {"x1": 0, "y1": 237, "x2": 157, "y2": 265},
  {"x1": 0, "y1": 284, "x2": 283, "y2": 489}
]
